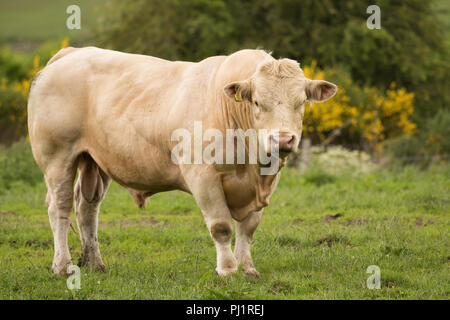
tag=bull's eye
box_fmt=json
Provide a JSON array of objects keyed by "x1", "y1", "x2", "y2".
[{"x1": 254, "y1": 100, "x2": 259, "y2": 106}]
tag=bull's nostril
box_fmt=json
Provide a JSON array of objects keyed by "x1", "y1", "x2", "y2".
[
  {"x1": 271, "y1": 134, "x2": 296, "y2": 152},
  {"x1": 287, "y1": 135, "x2": 295, "y2": 147}
]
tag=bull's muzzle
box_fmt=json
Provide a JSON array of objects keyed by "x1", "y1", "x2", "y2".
[{"x1": 270, "y1": 133, "x2": 297, "y2": 154}]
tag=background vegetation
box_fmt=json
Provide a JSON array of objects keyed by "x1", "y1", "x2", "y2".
[
  {"x1": 0, "y1": 0, "x2": 448, "y2": 300},
  {"x1": 0, "y1": 0, "x2": 448, "y2": 160}
]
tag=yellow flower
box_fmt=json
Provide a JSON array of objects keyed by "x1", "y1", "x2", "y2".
[
  {"x1": 301, "y1": 62, "x2": 416, "y2": 152},
  {"x1": 61, "y1": 37, "x2": 70, "y2": 49}
]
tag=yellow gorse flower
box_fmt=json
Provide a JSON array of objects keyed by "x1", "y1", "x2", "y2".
[
  {"x1": 1, "y1": 38, "x2": 71, "y2": 139},
  {"x1": 302, "y1": 63, "x2": 416, "y2": 152}
]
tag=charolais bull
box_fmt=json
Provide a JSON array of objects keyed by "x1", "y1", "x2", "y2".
[{"x1": 27, "y1": 47, "x2": 337, "y2": 276}]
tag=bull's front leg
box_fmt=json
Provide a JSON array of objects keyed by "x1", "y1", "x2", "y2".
[
  {"x1": 234, "y1": 210, "x2": 262, "y2": 277},
  {"x1": 181, "y1": 165, "x2": 237, "y2": 276}
]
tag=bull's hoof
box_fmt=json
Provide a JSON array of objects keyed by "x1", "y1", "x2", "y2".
[
  {"x1": 52, "y1": 261, "x2": 74, "y2": 276},
  {"x1": 243, "y1": 267, "x2": 260, "y2": 277},
  {"x1": 77, "y1": 260, "x2": 106, "y2": 272},
  {"x1": 79, "y1": 261, "x2": 107, "y2": 272},
  {"x1": 215, "y1": 267, "x2": 238, "y2": 276},
  {"x1": 78, "y1": 253, "x2": 106, "y2": 272}
]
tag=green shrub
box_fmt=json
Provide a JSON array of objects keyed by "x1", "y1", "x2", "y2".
[
  {"x1": 97, "y1": 0, "x2": 449, "y2": 120},
  {"x1": 0, "y1": 47, "x2": 30, "y2": 82},
  {"x1": 0, "y1": 40, "x2": 67, "y2": 145},
  {"x1": 0, "y1": 47, "x2": 33, "y2": 144},
  {"x1": 0, "y1": 139, "x2": 42, "y2": 189},
  {"x1": 0, "y1": 77, "x2": 28, "y2": 143},
  {"x1": 384, "y1": 108, "x2": 450, "y2": 166},
  {"x1": 302, "y1": 166, "x2": 337, "y2": 187}
]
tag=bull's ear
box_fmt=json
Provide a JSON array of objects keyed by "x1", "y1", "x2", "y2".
[
  {"x1": 223, "y1": 81, "x2": 252, "y2": 102},
  {"x1": 305, "y1": 80, "x2": 337, "y2": 103}
]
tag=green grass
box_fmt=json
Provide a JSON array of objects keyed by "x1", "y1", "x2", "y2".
[
  {"x1": 0, "y1": 165, "x2": 448, "y2": 299},
  {"x1": 0, "y1": 0, "x2": 103, "y2": 46}
]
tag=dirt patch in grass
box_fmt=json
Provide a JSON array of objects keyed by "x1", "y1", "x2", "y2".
[
  {"x1": 317, "y1": 236, "x2": 334, "y2": 247},
  {"x1": 9, "y1": 239, "x2": 53, "y2": 248},
  {"x1": 100, "y1": 217, "x2": 162, "y2": 228},
  {"x1": 347, "y1": 217, "x2": 369, "y2": 226},
  {"x1": 276, "y1": 235, "x2": 303, "y2": 248},
  {"x1": 25, "y1": 239, "x2": 52, "y2": 248},
  {"x1": 0, "y1": 211, "x2": 17, "y2": 216},
  {"x1": 415, "y1": 217, "x2": 424, "y2": 226},
  {"x1": 382, "y1": 246, "x2": 410, "y2": 256},
  {"x1": 415, "y1": 217, "x2": 433, "y2": 227},
  {"x1": 317, "y1": 235, "x2": 351, "y2": 247},
  {"x1": 269, "y1": 280, "x2": 293, "y2": 294},
  {"x1": 323, "y1": 213, "x2": 343, "y2": 224},
  {"x1": 8, "y1": 239, "x2": 52, "y2": 248},
  {"x1": 120, "y1": 217, "x2": 160, "y2": 227}
]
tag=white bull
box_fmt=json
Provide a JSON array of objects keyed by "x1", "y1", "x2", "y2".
[{"x1": 27, "y1": 47, "x2": 337, "y2": 276}]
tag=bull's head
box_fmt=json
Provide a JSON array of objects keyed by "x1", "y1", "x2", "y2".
[{"x1": 224, "y1": 58, "x2": 337, "y2": 157}]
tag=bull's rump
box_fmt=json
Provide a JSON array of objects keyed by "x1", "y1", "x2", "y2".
[{"x1": 27, "y1": 47, "x2": 196, "y2": 191}]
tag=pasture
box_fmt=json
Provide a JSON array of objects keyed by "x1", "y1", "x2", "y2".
[{"x1": 0, "y1": 163, "x2": 448, "y2": 299}]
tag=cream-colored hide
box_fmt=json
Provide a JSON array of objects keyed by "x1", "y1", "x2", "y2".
[{"x1": 28, "y1": 47, "x2": 337, "y2": 276}]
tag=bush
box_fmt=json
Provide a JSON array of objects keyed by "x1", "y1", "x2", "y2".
[
  {"x1": 96, "y1": 0, "x2": 449, "y2": 121},
  {"x1": 0, "y1": 76, "x2": 29, "y2": 143},
  {"x1": 303, "y1": 64, "x2": 416, "y2": 153},
  {"x1": 0, "y1": 39, "x2": 68, "y2": 144},
  {"x1": 0, "y1": 139, "x2": 42, "y2": 189},
  {"x1": 384, "y1": 108, "x2": 450, "y2": 166},
  {"x1": 0, "y1": 47, "x2": 30, "y2": 82},
  {"x1": 302, "y1": 168, "x2": 337, "y2": 187}
]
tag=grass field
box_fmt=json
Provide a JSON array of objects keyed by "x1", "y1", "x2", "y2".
[{"x1": 0, "y1": 164, "x2": 448, "y2": 299}]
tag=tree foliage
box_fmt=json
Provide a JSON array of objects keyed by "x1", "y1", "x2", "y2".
[
  {"x1": 303, "y1": 63, "x2": 416, "y2": 152},
  {"x1": 97, "y1": 0, "x2": 449, "y2": 121}
]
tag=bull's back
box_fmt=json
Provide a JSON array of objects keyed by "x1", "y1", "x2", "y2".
[
  {"x1": 27, "y1": 47, "x2": 192, "y2": 186},
  {"x1": 29, "y1": 46, "x2": 186, "y2": 122},
  {"x1": 29, "y1": 46, "x2": 189, "y2": 144}
]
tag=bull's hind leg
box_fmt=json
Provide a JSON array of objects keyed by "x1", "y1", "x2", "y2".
[
  {"x1": 74, "y1": 153, "x2": 110, "y2": 271},
  {"x1": 45, "y1": 159, "x2": 78, "y2": 275},
  {"x1": 234, "y1": 210, "x2": 262, "y2": 276}
]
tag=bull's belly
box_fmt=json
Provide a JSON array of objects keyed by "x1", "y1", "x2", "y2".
[{"x1": 86, "y1": 141, "x2": 186, "y2": 193}]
